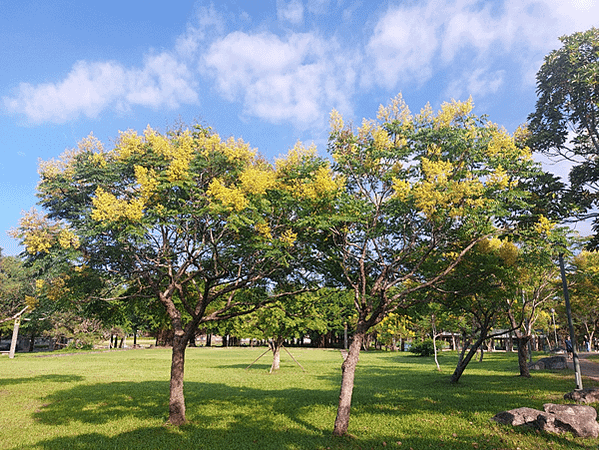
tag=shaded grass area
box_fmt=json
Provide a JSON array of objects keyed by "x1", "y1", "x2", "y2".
[{"x1": 1, "y1": 348, "x2": 598, "y2": 449}]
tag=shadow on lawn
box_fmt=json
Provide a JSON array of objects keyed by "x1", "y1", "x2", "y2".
[
  {"x1": 0, "y1": 374, "x2": 84, "y2": 386},
  {"x1": 21, "y1": 352, "x2": 591, "y2": 450}
]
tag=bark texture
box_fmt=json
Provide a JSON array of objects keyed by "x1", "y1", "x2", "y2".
[
  {"x1": 333, "y1": 332, "x2": 364, "y2": 436},
  {"x1": 516, "y1": 335, "x2": 532, "y2": 378},
  {"x1": 168, "y1": 333, "x2": 187, "y2": 425}
]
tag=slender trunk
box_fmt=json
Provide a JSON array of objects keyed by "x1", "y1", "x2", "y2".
[
  {"x1": 168, "y1": 333, "x2": 187, "y2": 425},
  {"x1": 516, "y1": 335, "x2": 531, "y2": 378},
  {"x1": 333, "y1": 331, "x2": 364, "y2": 436},
  {"x1": 133, "y1": 331, "x2": 137, "y2": 347},
  {"x1": 450, "y1": 334, "x2": 486, "y2": 383}
]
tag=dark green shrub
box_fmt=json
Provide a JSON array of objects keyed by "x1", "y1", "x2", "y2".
[{"x1": 409, "y1": 339, "x2": 435, "y2": 357}]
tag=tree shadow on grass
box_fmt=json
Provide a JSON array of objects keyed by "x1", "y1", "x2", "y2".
[
  {"x1": 17, "y1": 351, "x2": 595, "y2": 450},
  {"x1": 0, "y1": 374, "x2": 84, "y2": 386}
]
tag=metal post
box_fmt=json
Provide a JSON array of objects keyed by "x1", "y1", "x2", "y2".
[
  {"x1": 551, "y1": 308, "x2": 558, "y2": 349},
  {"x1": 344, "y1": 322, "x2": 348, "y2": 350},
  {"x1": 559, "y1": 253, "x2": 583, "y2": 390}
]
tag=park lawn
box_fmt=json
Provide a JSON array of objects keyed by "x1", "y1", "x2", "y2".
[{"x1": 1, "y1": 348, "x2": 598, "y2": 450}]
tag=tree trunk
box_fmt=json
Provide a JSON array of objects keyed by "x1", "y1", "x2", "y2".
[
  {"x1": 29, "y1": 331, "x2": 36, "y2": 352},
  {"x1": 133, "y1": 331, "x2": 137, "y2": 347},
  {"x1": 270, "y1": 339, "x2": 283, "y2": 372},
  {"x1": 450, "y1": 334, "x2": 486, "y2": 383},
  {"x1": 516, "y1": 335, "x2": 531, "y2": 378},
  {"x1": 333, "y1": 331, "x2": 364, "y2": 436},
  {"x1": 168, "y1": 333, "x2": 187, "y2": 425}
]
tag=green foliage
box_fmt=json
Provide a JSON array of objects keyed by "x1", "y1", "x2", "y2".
[
  {"x1": 528, "y1": 27, "x2": 599, "y2": 245},
  {"x1": 409, "y1": 339, "x2": 436, "y2": 356}
]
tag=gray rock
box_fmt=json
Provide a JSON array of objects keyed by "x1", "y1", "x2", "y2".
[
  {"x1": 491, "y1": 403, "x2": 599, "y2": 438},
  {"x1": 529, "y1": 356, "x2": 567, "y2": 370},
  {"x1": 564, "y1": 388, "x2": 599, "y2": 404}
]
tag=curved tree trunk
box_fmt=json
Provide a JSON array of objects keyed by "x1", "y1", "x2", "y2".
[
  {"x1": 168, "y1": 331, "x2": 187, "y2": 425},
  {"x1": 333, "y1": 331, "x2": 364, "y2": 436},
  {"x1": 450, "y1": 333, "x2": 486, "y2": 383}
]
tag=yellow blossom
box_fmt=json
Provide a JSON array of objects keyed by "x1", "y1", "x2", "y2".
[
  {"x1": 434, "y1": 98, "x2": 473, "y2": 128},
  {"x1": 113, "y1": 129, "x2": 143, "y2": 160},
  {"x1": 240, "y1": 166, "x2": 277, "y2": 195},
  {"x1": 329, "y1": 109, "x2": 344, "y2": 133},
  {"x1": 255, "y1": 222, "x2": 273, "y2": 239},
  {"x1": 534, "y1": 215, "x2": 555, "y2": 235},
  {"x1": 206, "y1": 179, "x2": 248, "y2": 212},
  {"x1": 91, "y1": 187, "x2": 144, "y2": 223},
  {"x1": 280, "y1": 229, "x2": 297, "y2": 246}
]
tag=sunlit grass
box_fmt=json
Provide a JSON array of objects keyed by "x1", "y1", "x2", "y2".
[{"x1": 1, "y1": 348, "x2": 597, "y2": 449}]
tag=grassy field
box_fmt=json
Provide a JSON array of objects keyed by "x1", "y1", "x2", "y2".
[{"x1": 1, "y1": 348, "x2": 598, "y2": 450}]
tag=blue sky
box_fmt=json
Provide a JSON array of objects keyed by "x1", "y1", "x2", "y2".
[{"x1": 1, "y1": 0, "x2": 598, "y2": 255}]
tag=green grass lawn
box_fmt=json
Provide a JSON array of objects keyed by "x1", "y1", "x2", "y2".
[{"x1": 1, "y1": 348, "x2": 597, "y2": 449}]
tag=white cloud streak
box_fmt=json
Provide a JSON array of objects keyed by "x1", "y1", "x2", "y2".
[{"x1": 4, "y1": 52, "x2": 197, "y2": 124}]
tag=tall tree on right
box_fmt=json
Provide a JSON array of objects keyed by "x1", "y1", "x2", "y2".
[
  {"x1": 325, "y1": 95, "x2": 541, "y2": 436},
  {"x1": 528, "y1": 27, "x2": 599, "y2": 244}
]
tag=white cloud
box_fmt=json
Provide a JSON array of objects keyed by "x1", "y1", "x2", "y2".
[
  {"x1": 204, "y1": 31, "x2": 356, "y2": 128},
  {"x1": 444, "y1": 68, "x2": 505, "y2": 101},
  {"x1": 277, "y1": 0, "x2": 305, "y2": 25},
  {"x1": 362, "y1": 0, "x2": 599, "y2": 94},
  {"x1": 3, "y1": 52, "x2": 197, "y2": 124},
  {"x1": 363, "y1": 3, "x2": 439, "y2": 88}
]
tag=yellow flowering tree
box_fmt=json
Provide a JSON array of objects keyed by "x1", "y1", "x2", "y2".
[
  {"x1": 14, "y1": 123, "x2": 338, "y2": 425},
  {"x1": 326, "y1": 94, "x2": 541, "y2": 436}
]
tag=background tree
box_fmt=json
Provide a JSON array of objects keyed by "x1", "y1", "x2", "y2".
[
  {"x1": 240, "y1": 290, "x2": 328, "y2": 372},
  {"x1": 324, "y1": 95, "x2": 539, "y2": 436},
  {"x1": 569, "y1": 249, "x2": 599, "y2": 348},
  {"x1": 528, "y1": 27, "x2": 599, "y2": 244},
  {"x1": 0, "y1": 250, "x2": 34, "y2": 327},
  {"x1": 12, "y1": 126, "x2": 338, "y2": 425}
]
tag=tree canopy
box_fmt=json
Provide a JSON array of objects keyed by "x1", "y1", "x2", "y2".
[
  {"x1": 11, "y1": 124, "x2": 339, "y2": 425},
  {"x1": 528, "y1": 27, "x2": 599, "y2": 243}
]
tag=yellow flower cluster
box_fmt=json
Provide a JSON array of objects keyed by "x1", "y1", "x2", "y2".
[
  {"x1": 240, "y1": 166, "x2": 277, "y2": 195},
  {"x1": 376, "y1": 93, "x2": 412, "y2": 124},
  {"x1": 280, "y1": 229, "x2": 297, "y2": 246},
  {"x1": 329, "y1": 109, "x2": 344, "y2": 133},
  {"x1": 487, "y1": 166, "x2": 509, "y2": 190},
  {"x1": 434, "y1": 98, "x2": 474, "y2": 128},
  {"x1": 477, "y1": 237, "x2": 519, "y2": 266},
  {"x1": 206, "y1": 179, "x2": 249, "y2": 212},
  {"x1": 57, "y1": 228, "x2": 80, "y2": 250},
  {"x1": 421, "y1": 157, "x2": 453, "y2": 183},
  {"x1": 533, "y1": 215, "x2": 555, "y2": 235},
  {"x1": 255, "y1": 222, "x2": 273, "y2": 239},
  {"x1": 275, "y1": 142, "x2": 317, "y2": 172},
  {"x1": 391, "y1": 178, "x2": 411, "y2": 200},
  {"x1": 113, "y1": 130, "x2": 143, "y2": 160},
  {"x1": 91, "y1": 187, "x2": 144, "y2": 223},
  {"x1": 46, "y1": 275, "x2": 71, "y2": 302},
  {"x1": 199, "y1": 133, "x2": 255, "y2": 163},
  {"x1": 25, "y1": 295, "x2": 38, "y2": 310},
  {"x1": 10, "y1": 209, "x2": 80, "y2": 254},
  {"x1": 38, "y1": 147, "x2": 81, "y2": 179},
  {"x1": 134, "y1": 165, "x2": 159, "y2": 201}
]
